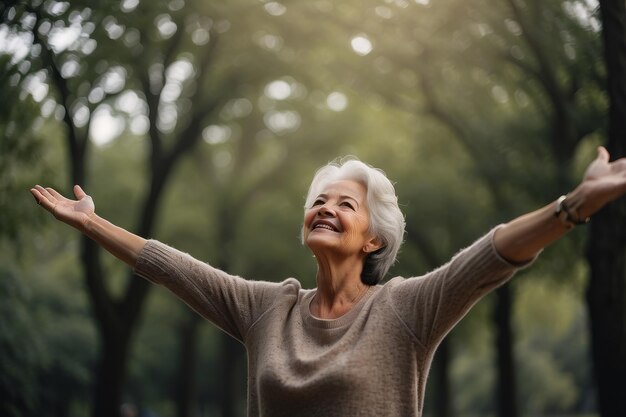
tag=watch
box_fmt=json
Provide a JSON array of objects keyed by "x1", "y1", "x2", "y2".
[{"x1": 554, "y1": 195, "x2": 590, "y2": 227}]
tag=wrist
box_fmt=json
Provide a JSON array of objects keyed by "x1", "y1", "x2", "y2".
[
  {"x1": 81, "y1": 212, "x2": 100, "y2": 235},
  {"x1": 554, "y1": 194, "x2": 590, "y2": 228}
]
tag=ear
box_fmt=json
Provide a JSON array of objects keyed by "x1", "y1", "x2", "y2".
[{"x1": 363, "y1": 236, "x2": 383, "y2": 254}]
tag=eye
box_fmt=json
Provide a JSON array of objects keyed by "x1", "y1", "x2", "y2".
[
  {"x1": 312, "y1": 199, "x2": 325, "y2": 207},
  {"x1": 341, "y1": 201, "x2": 355, "y2": 210}
]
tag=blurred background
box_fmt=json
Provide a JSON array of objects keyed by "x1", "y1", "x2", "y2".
[{"x1": 1, "y1": 0, "x2": 624, "y2": 416}]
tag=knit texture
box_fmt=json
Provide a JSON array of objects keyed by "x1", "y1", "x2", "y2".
[{"x1": 134, "y1": 228, "x2": 531, "y2": 416}]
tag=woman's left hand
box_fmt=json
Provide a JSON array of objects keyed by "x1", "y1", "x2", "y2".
[
  {"x1": 567, "y1": 146, "x2": 626, "y2": 220},
  {"x1": 494, "y1": 146, "x2": 626, "y2": 262}
]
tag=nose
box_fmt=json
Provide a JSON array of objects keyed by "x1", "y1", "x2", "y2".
[{"x1": 317, "y1": 203, "x2": 335, "y2": 217}]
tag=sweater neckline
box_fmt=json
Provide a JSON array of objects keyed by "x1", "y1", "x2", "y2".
[{"x1": 300, "y1": 286, "x2": 377, "y2": 330}]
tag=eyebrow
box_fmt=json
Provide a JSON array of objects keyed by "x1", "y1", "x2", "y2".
[{"x1": 316, "y1": 193, "x2": 360, "y2": 206}]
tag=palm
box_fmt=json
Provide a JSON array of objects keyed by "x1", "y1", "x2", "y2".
[
  {"x1": 56, "y1": 193, "x2": 94, "y2": 217},
  {"x1": 577, "y1": 147, "x2": 626, "y2": 217},
  {"x1": 584, "y1": 148, "x2": 626, "y2": 185}
]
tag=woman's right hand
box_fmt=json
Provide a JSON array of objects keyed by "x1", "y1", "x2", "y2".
[
  {"x1": 31, "y1": 184, "x2": 146, "y2": 267},
  {"x1": 30, "y1": 185, "x2": 95, "y2": 232}
]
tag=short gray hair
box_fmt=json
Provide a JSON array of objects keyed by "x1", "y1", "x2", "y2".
[{"x1": 302, "y1": 157, "x2": 405, "y2": 284}]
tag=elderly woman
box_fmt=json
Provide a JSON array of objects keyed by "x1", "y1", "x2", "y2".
[{"x1": 32, "y1": 147, "x2": 626, "y2": 416}]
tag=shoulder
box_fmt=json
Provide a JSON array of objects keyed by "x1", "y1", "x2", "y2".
[
  {"x1": 253, "y1": 277, "x2": 301, "y2": 294},
  {"x1": 281, "y1": 277, "x2": 302, "y2": 291},
  {"x1": 377, "y1": 275, "x2": 426, "y2": 292}
]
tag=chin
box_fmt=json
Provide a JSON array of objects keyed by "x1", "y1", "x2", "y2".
[{"x1": 305, "y1": 234, "x2": 337, "y2": 251}]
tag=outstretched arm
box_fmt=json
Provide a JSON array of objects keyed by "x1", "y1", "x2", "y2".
[
  {"x1": 494, "y1": 147, "x2": 626, "y2": 263},
  {"x1": 30, "y1": 185, "x2": 146, "y2": 267}
]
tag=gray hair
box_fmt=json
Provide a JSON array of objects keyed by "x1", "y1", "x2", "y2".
[{"x1": 302, "y1": 157, "x2": 406, "y2": 284}]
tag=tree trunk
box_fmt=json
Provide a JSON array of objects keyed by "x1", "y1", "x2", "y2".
[
  {"x1": 586, "y1": 2, "x2": 626, "y2": 416},
  {"x1": 93, "y1": 331, "x2": 132, "y2": 417},
  {"x1": 586, "y1": 208, "x2": 626, "y2": 417},
  {"x1": 493, "y1": 284, "x2": 517, "y2": 417},
  {"x1": 431, "y1": 337, "x2": 451, "y2": 417},
  {"x1": 81, "y1": 144, "x2": 181, "y2": 417},
  {"x1": 217, "y1": 333, "x2": 245, "y2": 417},
  {"x1": 176, "y1": 312, "x2": 201, "y2": 417}
]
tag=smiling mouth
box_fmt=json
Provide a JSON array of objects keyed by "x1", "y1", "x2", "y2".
[{"x1": 312, "y1": 222, "x2": 339, "y2": 232}]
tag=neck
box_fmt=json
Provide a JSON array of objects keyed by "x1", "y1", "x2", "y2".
[{"x1": 311, "y1": 253, "x2": 368, "y2": 319}]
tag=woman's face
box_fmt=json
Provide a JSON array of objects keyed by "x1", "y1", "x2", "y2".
[{"x1": 303, "y1": 179, "x2": 380, "y2": 257}]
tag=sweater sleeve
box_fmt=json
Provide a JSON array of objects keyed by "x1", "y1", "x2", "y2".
[
  {"x1": 388, "y1": 227, "x2": 535, "y2": 348},
  {"x1": 133, "y1": 240, "x2": 297, "y2": 343}
]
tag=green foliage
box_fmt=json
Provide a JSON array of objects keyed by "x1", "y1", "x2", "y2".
[
  {"x1": 0, "y1": 71, "x2": 56, "y2": 241},
  {"x1": 0, "y1": 263, "x2": 43, "y2": 416},
  {"x1": 0, "y1": 235, "x2": 97, "y2": 417},
  {"x1": 514, "y1": 267, "x2": 594, "y2": 414}
]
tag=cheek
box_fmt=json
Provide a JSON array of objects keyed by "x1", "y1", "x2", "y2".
[
  {"x1": 344, "y1": 213, "x2": 369, "y2": 231},
  {"x1": 338, "y1": 215, "x2": 367, "y2": 238},
  {"x1": 303, "y1": 210, "x2": 315, "y2": 228}
]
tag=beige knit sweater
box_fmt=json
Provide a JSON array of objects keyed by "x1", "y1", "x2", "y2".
[{"x1": 134, "y1": 228, "x2": 528, "y2": 416}]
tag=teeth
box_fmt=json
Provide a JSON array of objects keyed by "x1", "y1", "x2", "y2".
[{"x1": 314, "y1": 224, "x2": 336, "y2": 231}]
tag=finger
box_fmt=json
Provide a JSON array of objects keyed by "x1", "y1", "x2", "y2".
[
  {"x1": 30, "y1": 188, "x2": 57, "y2": 212},
  {"x1": 30, "y1": 188, "x2": 43, "y2": 205},
  {"x1": 45, "y1": 187, "x2": 68, "y2": 202},
  {"x1": 597, "y1": 146, "x2": 610, "y2": 162},
  {"x1": 34, "y1": 185, "x2": 56, "y2": 203},
  {"x1": 73, "y1": 184, "x2": 87, "y2": 199}
]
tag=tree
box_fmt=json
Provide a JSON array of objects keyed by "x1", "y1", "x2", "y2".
[
  {"x1": 586, "y1": 1, "x2": 626, "y2": 415},
  {"x1": 2, "y1": 0, "x2": 242, "y2": 414}
]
